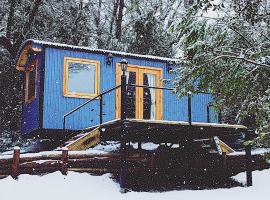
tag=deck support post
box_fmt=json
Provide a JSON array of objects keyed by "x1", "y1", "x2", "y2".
[
  {"x1": 138, "y1": 142, "x2": 142, "y2": 150},
  {"x1": 120, "y1": 59, "x2": 128, "y2": 193},
  {"x1": 222, "y1": 152, "x2": 227, "y2": 170},
  {"x1": 245, "y1": 129, "x2": 253, "y2": 187}
]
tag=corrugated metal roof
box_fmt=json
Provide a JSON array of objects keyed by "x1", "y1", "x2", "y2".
[{"x1": 20, "y1": 39, "x2": 179, "y2": 62}]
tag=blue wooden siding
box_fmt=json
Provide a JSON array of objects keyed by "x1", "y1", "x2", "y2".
[
  {"x1": 42, "y1": 47, "x2": 217, "y2": 131},
  {"x1": 21, "y1": 52, "x2": 42, "y2": 135}
]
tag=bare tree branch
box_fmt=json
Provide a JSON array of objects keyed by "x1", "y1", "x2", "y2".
[
  {"x1": 229, "y1": 25, "x2": 253, "y2": 48},
  {"x1": 210, "y1": 54, "x2": 270, "y2": 68}
]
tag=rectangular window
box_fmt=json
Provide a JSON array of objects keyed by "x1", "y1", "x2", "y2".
[
  {"x1": 63, "y1": 57, "x2": 100, "y2": 98},
  {"x1": 25, "y1": 60, "x2": 38, "y2": 103}
]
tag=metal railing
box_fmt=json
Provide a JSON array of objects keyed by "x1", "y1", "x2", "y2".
[
  {"x1": 62, "y1": 85, "x2": 121, "y2": 130},
  {"x1": 127, "y1": 84, "x2": 219, "y2": 124},
  {"x1": 62, "y1": 83, "x2": 220, "y2": 130}
]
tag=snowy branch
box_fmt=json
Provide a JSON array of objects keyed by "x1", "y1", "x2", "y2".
[{"x1": 210, "y1": 54, "x2": 270, "y2": 68}]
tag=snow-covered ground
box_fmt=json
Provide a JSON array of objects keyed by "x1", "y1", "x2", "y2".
[{"x1": 0, "y1": 169, "x2": 269, "y2": 200}]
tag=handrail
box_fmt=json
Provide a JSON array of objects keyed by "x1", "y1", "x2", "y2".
[
  {"x1": 63, "y1": 85, "x2": 121, "y2": 130},
  {"x1": 63, "y1": 83, "x2": 221, "y2": 130},
  {"x1": 128, "y1": 84, "x2": 175, "y2": 91},
  {"x1": 127, "y1": 84, "x2": 213, "y2": 94}
]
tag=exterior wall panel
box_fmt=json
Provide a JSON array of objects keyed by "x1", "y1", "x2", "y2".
[{"x1": 21, "y1": 53, "x2": 42, "y2": 135}]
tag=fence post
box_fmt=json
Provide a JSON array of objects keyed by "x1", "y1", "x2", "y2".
[
  {"x1": 245, "y1": 129, "x2": 253, "y2": 187},
  {"x1": 12, "y1": 146, "x2": 20, "y2": 179},
  {"x1": 120, "y1": 59, "x2": 128, "y2": 193},
  {"x1": 61, "y1": 147, "x2": 69, "y2": 175}
]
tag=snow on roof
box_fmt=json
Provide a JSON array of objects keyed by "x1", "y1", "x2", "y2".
[{"x1": 23, "y1": 39, "x2": 180, "y2": 62}]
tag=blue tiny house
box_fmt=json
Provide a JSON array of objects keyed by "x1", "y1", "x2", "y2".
[{"x1": 16, "y1": 40, "x2": 218, "y2": 138}]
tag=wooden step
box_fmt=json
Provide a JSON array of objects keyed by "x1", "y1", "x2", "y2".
[
  {"x1": 201, "y1": 144, "x2": 212, "y2": 149},
  {"x1": 65, "y1": 127, "x2": 100, "y2": 151}
]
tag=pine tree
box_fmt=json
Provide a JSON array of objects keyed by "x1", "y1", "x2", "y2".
[{"x1": 171, "y1": 0, "x2": 270, "y2": 146}]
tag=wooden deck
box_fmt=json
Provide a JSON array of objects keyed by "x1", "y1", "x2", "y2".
[{"x1": 84, "y1": 119, "x2": 247, "y2": 143}]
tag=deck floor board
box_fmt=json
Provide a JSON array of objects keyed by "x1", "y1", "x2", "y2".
[{"x1": 93, "y1": 119, "x2": 247, "y2": 143}]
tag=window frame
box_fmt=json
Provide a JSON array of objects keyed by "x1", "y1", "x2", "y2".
[
  {"x1": 25, "y1": 59, "x2": 38, "y2": 104},
  {"x1": 63, "y1": 57, "x2": 100, "y2": 99}
]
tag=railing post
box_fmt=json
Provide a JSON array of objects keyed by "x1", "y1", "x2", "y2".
[
  {"x1": 187, "y1": 91, "x2": 192, "y2": 125},
  {"x1": 218, "y1": 107, "x2": 222, "y2": 123},
  {"x1": 207, "y1": 104, "x2": 210, "y2": 123},
  {"x1": 245, "y1": 129, "x2": 253, "y2": 187},
  {"x1": 100, "y1": 95, "x2": 103, "y2": 125},
  {"x1": 63, "y1": 116, "x2": 66, "y2": 130},
  {"x1": 217, "y1": 92, "x2": 222, "y2": 123},
  {"x1": 120, "y1": 59, "x2": 128, "y2": 193},
  {"x1": 12, "y1": 146, "x2": 20, "y2": 179}
]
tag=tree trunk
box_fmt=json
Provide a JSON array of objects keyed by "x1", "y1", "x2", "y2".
[
  {"x1": 106, "y1": 0, "x2": 118, "y2": 46},
  {"x1": 6, "y1": 0, "x2": 17, "y2": 39},
  {"x1": 115, "y1": 0, "x2": 124, "y2": 40},
  {"x1": 94, "y1": 0, "x2": 103, "y2": 48}
]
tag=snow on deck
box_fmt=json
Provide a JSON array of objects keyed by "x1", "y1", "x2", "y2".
[
  {"x1": 0, "y1": 169, "x2": 269, "y2": 200},
  {"x1": 229, "y1": 148, "x2": 270, "y2": 156}
]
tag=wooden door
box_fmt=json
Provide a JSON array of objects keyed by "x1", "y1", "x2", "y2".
[{"x1": 116, "y1": 64, "x2": 163, "y2": 120}]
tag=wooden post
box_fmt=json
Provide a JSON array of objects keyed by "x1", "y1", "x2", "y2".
[
  {"x1": 120, "y1": 59, "x2": 128, "y2": 193},
  {"x1": 61, "y1": 147, "x2": 69, "y2": 175},
  {"x1": 12, "y1": 146, "x2": 20, "y2": 179},
  {"x1": 149, "y1": 153, "x2": 155, "y2": 173},
  {"x1": 187, "y1": 91, "x2": 192, "y2": 125},
  {"x1": 207, "y1": 104, "x2": 210, "y2": 123},
  {"x1": 218, "y1": 108, "x2": 222, "y2": 123},
  {"x1": 222, "y1": 152, "x2": 227, "y2": 170},
  {"x1": 138, "y1": 142, "x2": 142, "y2": 150},
  {"x1": 100, "y1": 95, "x2": 103, "y2": 125},
  {"x1": 245, "y1": 130, "x2": 253, "y2": 187}
]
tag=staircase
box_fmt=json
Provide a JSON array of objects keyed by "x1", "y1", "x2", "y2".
[
  {"x1": 194, "y1": 136, "x2": 235, "y2": 155},
  {"x1": 63, "y1": 127, "x2": 100, "y2": 150}
]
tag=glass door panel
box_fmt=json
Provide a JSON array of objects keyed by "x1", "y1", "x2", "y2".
[
  {"x1": 126, "y1": 71, "x2": 136, "y2": 118},
  {"x1": 143, "y1": 73, "x2": 156, "y2": 120}
]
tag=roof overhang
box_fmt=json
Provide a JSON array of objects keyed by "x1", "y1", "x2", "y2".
[{"x1": 16, "y1": 43, "x2": 42, "y2": 71}]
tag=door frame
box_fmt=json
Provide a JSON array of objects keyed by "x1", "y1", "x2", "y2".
[{"x1": 116, "y1": 63, "x2": 163, "y2": 120}]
